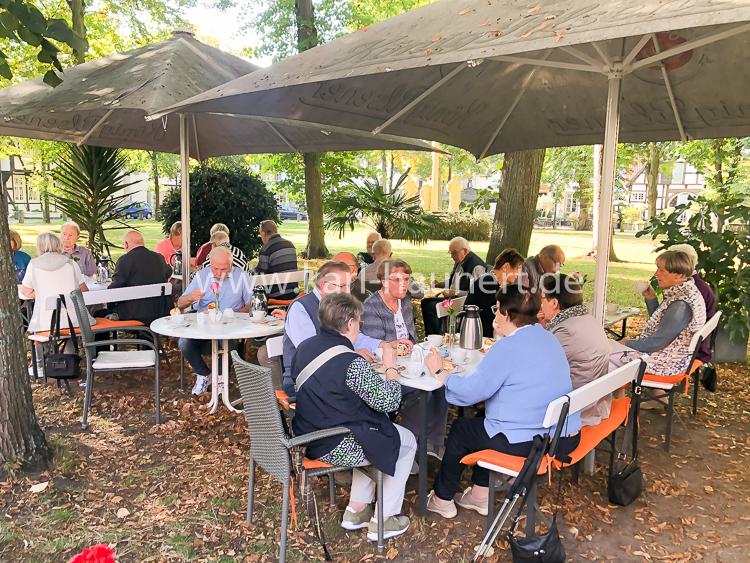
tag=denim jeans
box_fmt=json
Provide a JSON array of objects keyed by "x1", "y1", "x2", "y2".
[{"x1": 178, "y1": 338, "x2": 212, "y2": 377}]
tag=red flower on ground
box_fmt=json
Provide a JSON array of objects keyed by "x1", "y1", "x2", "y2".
[{"x1": 68, "y1": 544, "x2": 115, "y2": 563}]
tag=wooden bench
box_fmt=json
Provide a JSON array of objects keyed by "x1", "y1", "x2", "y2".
[
  {"x1": 641, "y1": 310, "x2": 722, "y2": 451},
  {"x1": 461, "y1": 358, "x2": 647, "y2": 533},
  {"x1": 251, "y1": 270, "x2": 311, "y2": 307}
]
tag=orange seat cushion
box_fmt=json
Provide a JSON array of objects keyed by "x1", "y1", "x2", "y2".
[
  {"x1": 269, "y1": 291, "x2": 305, "y2": 307},
  {"x1": 303, "y1": 457, "x2": 333, "y2": 470},
  {"x1": 462, "y1": 397, "x2": 632, "y2": 473},
  {"x1": 461, "y1": 450, "x2": 551, "y2": 475},
  {"x1": 643, "y1": 359, "x2": 703, "y2": 385},
  {"x1": 31, "y1": 318, "x2": 144, "y2": 339},
  {"x1": 276, "y1": 389, "x2": 294, "y2": 411},
  {"x1": 554, "y1": 397, "x2": 630, "y2": 467}
]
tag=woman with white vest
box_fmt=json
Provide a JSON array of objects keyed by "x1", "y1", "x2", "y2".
[
  {"x1": 20, "y1": 232, "x2": 96, "y2": 334},
  {"x1": 626, "y1": 250, "x2": 706, "y2": 376},
  {"x1": 292, "y1": 292, "x2": 426, "y2": 542}
]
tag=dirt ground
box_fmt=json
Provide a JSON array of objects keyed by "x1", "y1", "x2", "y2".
[{"x1": 1, "y1": 319, "x2": 749, "y2": 562}]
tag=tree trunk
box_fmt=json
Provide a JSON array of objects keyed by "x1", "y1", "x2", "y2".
[
  {"x1": 150, "y1": 151, "x2": 160, "y2": 217},
  {"x1": 486, "y1": 148, "x2": 546, "y2": 261},
  {"x1": 302, "y1": 153, "x2": 328, "y2": 258},
  {"x1": 380, "y1": 152, "x2": 388, "y2": 188},
  {"x1": 609, "y1": 223, "x2": 620, "y2": 262},
  {"x1": 576, "y1": 181, "x2": 591, "y2": 230},
  {"x1": 295, "y1": 0, "x2": 327, "y2": 257},
  {"x1": 646, "y1": 142, "x2": 659, "y2": 219},
  {"x1": 68, "y1": 0, "x2": 87, "y2": 64},
  {"x1": 0, "y1": 208, "x2": 51, "y2": 471}
]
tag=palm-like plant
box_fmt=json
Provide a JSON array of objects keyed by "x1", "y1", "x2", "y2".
[
  {"x1": 325, "y1": 169, "x2": 441, "y2": 244},
  {"x1": 52, "y1": 145, "x2": 136, "y2": 259}
]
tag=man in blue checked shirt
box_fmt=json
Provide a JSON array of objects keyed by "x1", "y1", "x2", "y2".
[{"x1": 177, "y1": 246, "x2": 253, "y2": 395}]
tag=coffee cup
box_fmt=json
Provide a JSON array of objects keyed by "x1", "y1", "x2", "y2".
[
  {"x1": 450, "y1": 347, "x2": 467, "y2": 364},
  {"x1": 171, "y1": 313, "x2": 185, "y2": 324},
  {"x1": 426, "y1": 334, "x2": 444, "y2": 347},
  {"x1": 252, "y1": 310, "x2": 267, "y2": 321},
  {"x1": 406, "y1": 360, "x2": 423, "y2": 378},
  {"x1": 606, "y1": 303, "x2": 619, "y2": 315},
  {"x1": 635, "y1": 281, "x2": 650, "y2": 294},
  {"x1": 197, "y1": 311, "x2": 208, "y2": 326},
  {"x1": 222, "y1": 308, "x2": 235, "y2": 322},
  {"x1": 374, "y1": 347, "x2": 383, "y2": 363}
]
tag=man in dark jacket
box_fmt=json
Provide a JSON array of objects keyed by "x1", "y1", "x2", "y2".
[
  {"x1": 421, "y1": 237, "x2": 487, "y2": 335},
  {"x1": 254, "y1": 220, "x2": 299, "y2": 299},
  {"x1": 107, "y1": 230, "x2": 172, "y2": 324}
]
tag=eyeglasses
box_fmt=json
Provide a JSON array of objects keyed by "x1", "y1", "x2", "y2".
[
  {"x1": 323, "y1": 280, "x2": 349, "y2": 290},
  {"x1": 387, "y1": 276, "x2": 411, "y2": 284}
]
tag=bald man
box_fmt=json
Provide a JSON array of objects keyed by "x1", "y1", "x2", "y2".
[
  {"x1": 105, "y1": 230, "x2": 172, "y2": 324},
  {"x1": 523, "y1": 244, "x2": 565, "y2": 292}
]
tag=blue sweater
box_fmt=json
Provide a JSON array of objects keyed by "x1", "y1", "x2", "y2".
[{"x1": 444, "y1": 323, "x2": 581, "y2": 443}]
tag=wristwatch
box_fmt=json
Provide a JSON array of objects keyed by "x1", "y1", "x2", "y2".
[{"x1": 434, "y1": 368, "x2": 445, "y2": 378}]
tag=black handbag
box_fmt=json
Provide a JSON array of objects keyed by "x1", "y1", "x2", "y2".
[
  {"x1": 608, "y1": 378, "x2": 643, "y2": 506},
  {"x1": 509, "y1": 515, "x2": 566, "y2": 562},
  {"x1": 701, "y1": 365, "x2": 717, "y2": 392},
  {"x1": 44, "y1": 295, "x2": 81, "y2": 380}
]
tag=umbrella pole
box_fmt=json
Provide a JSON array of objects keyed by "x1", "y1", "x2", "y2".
[
  {"x1": 179, "y1": 113, "x2": 191, "y2": 284},
  {"x1": 592, "y1": 72, "x2": 622, "y2": 323}
]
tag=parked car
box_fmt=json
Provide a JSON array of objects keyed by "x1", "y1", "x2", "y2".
[
  {"x1": 279, "y1": 205, "x2": 307, "y2": 221},
  {"x1": 116, "y1": 202, "x2": 154, "y2": 220}
]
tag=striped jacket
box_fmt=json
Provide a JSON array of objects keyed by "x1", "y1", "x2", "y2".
[
  {"x1": 254, "y1": 234, "x2": 299, "y2": 298},
  {"x1": 200, "y1": 243, "x2": 248, "y2": 271}
]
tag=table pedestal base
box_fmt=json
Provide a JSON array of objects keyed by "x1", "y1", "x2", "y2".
[{"x1": 207, "y1": 339, "x2": 240, "y2": 414}]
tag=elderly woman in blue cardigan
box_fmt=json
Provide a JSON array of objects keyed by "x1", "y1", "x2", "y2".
[
  {"x1": 361, "y1": 259, "x2": 449, "y2": 462},
  {"x1": 426, "y1": 285, "x2": 581, "y2": 519}
]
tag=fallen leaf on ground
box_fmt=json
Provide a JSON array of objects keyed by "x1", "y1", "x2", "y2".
[{"x1": 29, "y1": 482, "x2": 49, "y2": 493}]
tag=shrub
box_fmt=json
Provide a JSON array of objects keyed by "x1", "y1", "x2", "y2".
[
  {"x1": 160, "y1": 162, "x2": 279, "y2": 259},
  {"x1": 398, "y1": 211, "x2": 491, "y2": 242}
]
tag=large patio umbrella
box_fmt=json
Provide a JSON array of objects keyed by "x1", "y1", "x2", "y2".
[
  {"x1": 0, "y1": 31, "x2": 434, "y2": 281},
  {"x1": 151, "y1": 1, "x2": 750, "y2": 319}
]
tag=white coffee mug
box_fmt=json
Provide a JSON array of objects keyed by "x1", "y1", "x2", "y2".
[
  {"x1": 252, "y1": 310, "x2": 266, "y2": 321},
  {"x1": 450, "y1": 347, "x2": 467, "y2": 364},
  {"x1": 406, "y1": 360, "x2": 423, "y2": 378},
  {"x1": 635, "y1": 281, "x2": 650, "y2": 294},
  {"x1": 426, "y1": 334, "x2": 444, "y2": 347},
  {"x1": 606, "y1": 303, "x2": 619, "y2": 315},
  {"x1": 171, "y1": 313, "x2": 185, "y2": 324},
  {"x1": 222, "y1": 308, "x2": 235, "y2": 322}
]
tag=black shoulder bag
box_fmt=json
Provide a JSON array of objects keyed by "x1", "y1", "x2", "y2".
[
  {"x1": 44, "y1": 295, "x2": 81, "y2": 380},
  {"x1": 508, "y1": 409, "x2": 570, "y2": 563},
  {"x1": 607, "y1": 375, "x2": 644, "y2": 506}
]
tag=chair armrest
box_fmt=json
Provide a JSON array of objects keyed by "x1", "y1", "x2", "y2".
[
  {"x1": 84, "y1": 339, "x2": 158, "y2": 351},
  {"x1": 287, "y1": 426, "x2": 350, "y2": 448}
]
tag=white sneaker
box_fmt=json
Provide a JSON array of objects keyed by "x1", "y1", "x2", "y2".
[
  {"x1": 426, "y1": 491, "x2": 457, "y2": 519},
  {"x1": 192, "y1": 375, "x2": 210, "y2": 395}
]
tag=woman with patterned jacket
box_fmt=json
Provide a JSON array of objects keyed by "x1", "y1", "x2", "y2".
[{"x1": 626, "y1": 250, "x2": 707, "y2": 376}]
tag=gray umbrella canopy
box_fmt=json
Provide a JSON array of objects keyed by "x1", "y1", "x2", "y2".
[
  {"x1": 153, "y1": 0, "x2": 750, "y2": 320},
  {"x1": 0, "y1": 31, "x2": 436, "y2": 156},
  {"x1": 153, "y1": 1, "x2": 750, "y2": 159}
]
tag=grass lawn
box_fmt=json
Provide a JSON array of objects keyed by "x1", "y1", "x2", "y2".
[{"x1": 11, "y1": 219, "x2": 660, "y2": 308}]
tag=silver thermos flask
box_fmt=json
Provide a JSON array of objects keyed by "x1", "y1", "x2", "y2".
[{"x1": 458, "y1": 305, "x2": 482, "y2": 350}]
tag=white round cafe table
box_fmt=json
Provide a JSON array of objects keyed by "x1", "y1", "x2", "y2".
[{"x1": 150, "y1": 312, "x2": 284, "y2": 414}]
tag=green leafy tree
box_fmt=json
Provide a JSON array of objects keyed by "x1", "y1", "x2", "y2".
[
  {"x1": 51, "y1": 144, "x2": 136, "y2": 258},
  {"x1": 0, "y1": 0, "x2": 86, "y2": 85},
  {"x1": 638, "y1": 192, "x2": 750, "y2": 343},
  {"x1": 325, "y1": 169, "x2": 441, "y2": 244},
  {"x1": 160, "y1": 161, "x2": 279, "y2": 259}
]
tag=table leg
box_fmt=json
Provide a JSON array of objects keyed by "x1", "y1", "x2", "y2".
[
  {"x1": 417, "y1": 390, "x2": 428, "y2": 517},
  {"x1": 221, "y1": 339, "x2": 239, "y2": 413},
  {"x1": 208, "y1": 339, "x2": 219, "y2": 414}
]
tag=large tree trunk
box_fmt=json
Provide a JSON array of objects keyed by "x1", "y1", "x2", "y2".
[
  {"x1": 646, "y1": 142, "x2": 659, "y2": 219},
  {"x1": 295, "y1": 0, "x2": 328, "y2": 258},
  {"x1": 0, "y1": 208, "x2": 51, "y2": 471},
  {"x1": 302, "y1": 153, "x2": 328, "y2": 258},
  {"x1": 68, "y1": 0, "x2": 86, "y2": 64},
  {"x1": 486, "y1": 148, "x2": 545, "y2": 261},
  {"x1": 150, "y1": 151, "x2": 160, "y2": 217}
]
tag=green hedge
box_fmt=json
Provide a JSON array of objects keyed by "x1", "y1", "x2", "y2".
[{"x1": 395, "y1": 211, "x2": 491, "y2": 241}]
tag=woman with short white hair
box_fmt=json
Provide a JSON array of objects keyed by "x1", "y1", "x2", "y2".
[
  {"x1": 20, "y1": 232, "x2": 95, "y2": 333},
  {"x1": 60, "y1": 221, "x2": 96, "y2": 276}
]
